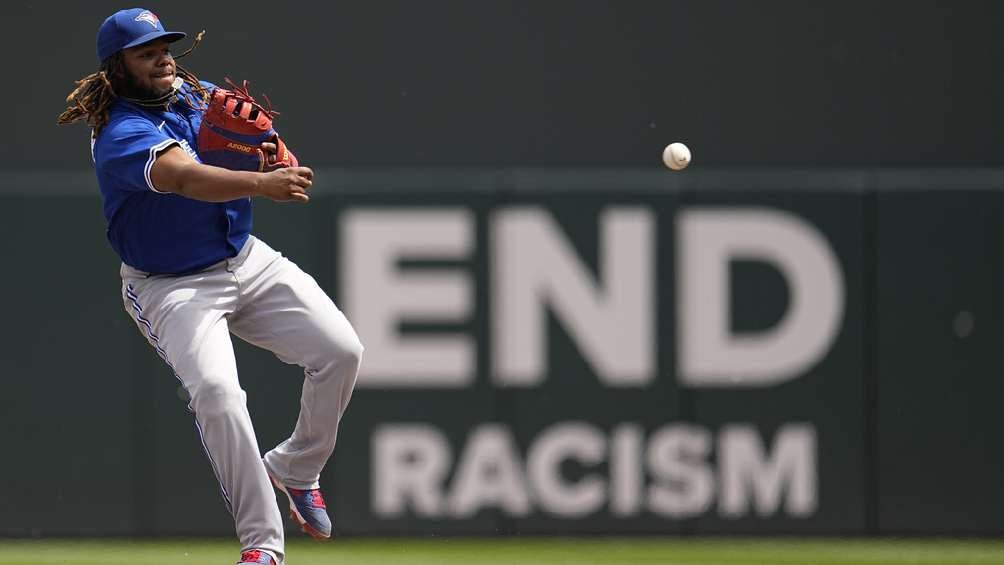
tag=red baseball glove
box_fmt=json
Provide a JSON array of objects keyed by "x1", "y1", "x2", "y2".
[{"x1": 196, "y1": 78, "x2": 298, "y2": 172}]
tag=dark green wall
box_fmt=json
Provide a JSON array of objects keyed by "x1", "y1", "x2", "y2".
[
  {"x1": 5, "y1": 0, "x2": 1004, "y2": 538},
  {"x1": 2, "y1": 169, "x2": 1002, "y2": 536},
  {"x1": 9, "y1": 0, "x2": 1004, "y2": 173}
]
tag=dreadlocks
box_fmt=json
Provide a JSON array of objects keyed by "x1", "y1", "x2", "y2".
[{"x1": 57, "y1": 31, "x2": 209, "y2": 134}]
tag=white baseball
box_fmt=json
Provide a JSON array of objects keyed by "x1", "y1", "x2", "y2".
[{"x1": 662, "y1": 142, "x2": 691, "y2": 171}]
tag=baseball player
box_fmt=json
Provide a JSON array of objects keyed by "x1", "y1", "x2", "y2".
[{"x1": 57, "y1": 9, "x2": 362, "y2": 565}]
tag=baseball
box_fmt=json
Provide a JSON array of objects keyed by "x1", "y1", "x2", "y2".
[{"x1": 662, "y1": 142, "x2": 691, "y2": 171}]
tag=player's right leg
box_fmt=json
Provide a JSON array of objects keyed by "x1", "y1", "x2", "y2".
[
  {"x1": 120, "y1": 263, "x2": 285, "y2": 565},
  {"x1": 225, "y1": 237, "x2": 363, "y2": 540}
]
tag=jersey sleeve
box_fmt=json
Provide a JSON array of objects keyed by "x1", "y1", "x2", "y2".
[{"x1": 94, "y1": 116, "x2": 180, "y2": 194}]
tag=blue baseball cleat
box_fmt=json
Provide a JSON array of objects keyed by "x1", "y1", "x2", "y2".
[
  {"x1": 267, "y1": 470, "x2": 332, "y2": 540},
  {"x1": 237, "y1": 549, "x2": 275, "y2": 564}
]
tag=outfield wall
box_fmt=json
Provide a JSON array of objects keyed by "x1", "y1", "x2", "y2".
[
  {"x1": 1, "y1": 168, "x2": 1002, "y2": 536},
  {"x1": 14, "y1": 1, "x2": 1004, "y2": 171}
]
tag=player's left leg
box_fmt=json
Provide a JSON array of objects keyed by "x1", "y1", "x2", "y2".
[
  {"x1": 121, "y1": 260, "x2": 286, "y2": 562},
  {"x1": 226, "y1": 236, "x2": 363, "y2": 537}
]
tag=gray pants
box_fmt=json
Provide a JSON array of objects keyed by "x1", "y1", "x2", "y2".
[{"x1": 121, "y1": 236, "x2": 363, "y2": 564}]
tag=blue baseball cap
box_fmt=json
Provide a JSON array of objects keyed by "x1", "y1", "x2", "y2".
[{"x1": 96, "y1": 8, "x2": 186, "y2": 62}]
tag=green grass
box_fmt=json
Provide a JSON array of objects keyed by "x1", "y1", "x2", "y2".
[{"x1": 1, "y1": 538, "x2": 1004, "y2": 565}]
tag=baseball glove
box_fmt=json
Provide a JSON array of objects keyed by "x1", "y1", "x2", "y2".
[{"x1": 196, "y1": 78, "x2": 298, "y2": 172}]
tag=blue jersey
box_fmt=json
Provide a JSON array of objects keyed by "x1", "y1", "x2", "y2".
[{"x1": 92, "y1": 81, "x2": 252, "y2": 275}]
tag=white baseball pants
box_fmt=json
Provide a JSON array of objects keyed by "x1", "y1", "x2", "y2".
[{"x1": 120, "y1": 236, "x2": 362, "y2": 565}]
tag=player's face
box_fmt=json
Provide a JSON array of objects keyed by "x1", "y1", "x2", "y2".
[{"x1": 122, "y1": 39, "x2": 176, "y2": 98}]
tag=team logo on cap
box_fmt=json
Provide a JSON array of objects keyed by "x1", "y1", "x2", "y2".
[{"x1": 134, "y1": 10, "x2": 161, "y2": 29}]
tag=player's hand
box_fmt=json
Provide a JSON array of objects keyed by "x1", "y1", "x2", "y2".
[{"x1": 256, "y1": 166, "x2": 313, "y2": 202}]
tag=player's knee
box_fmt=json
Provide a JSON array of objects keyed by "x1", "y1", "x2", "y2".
[
  {"x1": 190, "y1": 379, "x2": 247, "y2": 416},
  {"x1": 312, "y1": 332, "x2": 363, "y2": 378},
  {"x1": 337, "y1": 333, "x2": 364, "y2": 377},
  {"x1": 340, "y1": 333, "x2": 364, "y2": 369}
]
